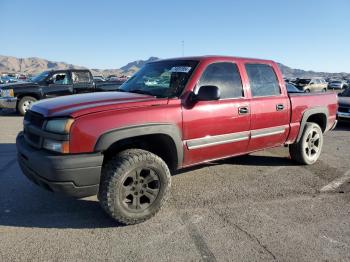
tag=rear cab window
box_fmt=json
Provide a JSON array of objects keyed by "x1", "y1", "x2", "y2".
[
  {"x1": 198, "y1": 62, "x2": 244, "y2": 99},
  {"x1": 245, "y1": 64, "x2": 281, "y2": 97}
]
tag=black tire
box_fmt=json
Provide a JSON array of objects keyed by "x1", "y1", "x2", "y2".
[
  {"x1": 305, "y1": 89, "x2": 310, "y2": 93},
  {"x1": 17, "y1": 96, "x2": 37, "y2": 116},
  {"x1": 289, "y1": 123, "x2": 323, "y2": 165},
  {"x1": 98, "y1": 149, "x2": 171, "y2": 225},
  {"x1": 322, "y1": 88, "x2": 327, "y2": 92}
]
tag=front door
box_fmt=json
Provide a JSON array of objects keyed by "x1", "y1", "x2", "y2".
[
  {"x1": 244, "y1": 63, "x2": 290, "y2": 151},
  {"x1": 182, "y1": 61, "x2": 251, "y2": 166},
  {"x1": 43, "y1": 72, "x2": 73, "y2": 98}
]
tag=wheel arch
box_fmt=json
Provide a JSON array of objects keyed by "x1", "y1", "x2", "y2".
[
  {"x1": 17, "y1": 93, "x2": 40, "y2": 100},
  {"x1": 95, "y1": 123, "x2": 183, "y2": 171},
  {"x1": 296, "y1": 107, "x2": 328, "y2": 142}
]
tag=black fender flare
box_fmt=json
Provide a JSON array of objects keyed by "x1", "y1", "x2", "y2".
[
  {"x1": 94, "y1": 123, "x2": 183, "y2": 168},
  {"x1": 296, "y1": 107, "x2": 328, "y2": 142}
]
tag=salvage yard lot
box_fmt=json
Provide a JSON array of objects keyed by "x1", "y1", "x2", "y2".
[{"x1": 0, "y1": 112, "x2": 350, "y2": 261}]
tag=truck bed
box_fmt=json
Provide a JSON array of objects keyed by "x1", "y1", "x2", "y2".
[{"x1": 287, "y1": 92, "x2": 338, "y2": 143}]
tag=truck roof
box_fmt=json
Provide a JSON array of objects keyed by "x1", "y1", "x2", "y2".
[
  {"x1": 153, "y1": 55, "x2": 275, "y2": 64},
  {"x1": 45, "y1": 69, "x2": 90, "y2": 73}
]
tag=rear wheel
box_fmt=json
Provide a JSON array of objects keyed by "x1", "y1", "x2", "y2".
[
  {"x1": 289, "y1": 123, "x2": 323, "y2": 165},
  {"x1": 17, "y1": 96, "x2": 37, "y2": 116},
  {"x1": 322, "y1": 88, "x2": 327, "y2": 92},
  {"x1": 98, "y1": 149, "x2": 171, "y2": 225}
]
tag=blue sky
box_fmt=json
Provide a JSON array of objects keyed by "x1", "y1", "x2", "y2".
[{"x1": 0, "y1": 0, "x2": 349, "y2": 72}]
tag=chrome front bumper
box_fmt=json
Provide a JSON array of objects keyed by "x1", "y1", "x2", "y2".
[{"x1": 0, "y1": 97, "x2": 17, "y2": 109}]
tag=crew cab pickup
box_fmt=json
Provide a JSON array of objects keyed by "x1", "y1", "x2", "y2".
[
  {"x1": 16, "y1": 56, "x2": 338, "y2": 225},
  {"x1": 0, "y1": 69, "x2": 124, "y2": 115}
]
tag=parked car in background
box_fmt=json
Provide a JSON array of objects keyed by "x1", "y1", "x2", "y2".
[
  {"x1": 16, "y1": 55, "x2": 338, "y2": 225},
  {"x1": 93, "y1": 76, "x2": 106, "y2": 82},
  {"x1": 294, "y1": 78, "x2": 327, "y2": 92},
  {"x1": 17, "y1": 74, "x2": 27, "y2": 81},
  {"x1": 286, "y1": 83, "x2": 304, "y2": 93},
  {"x1": 0, "y1": 76, "x2": 7, "y2": 84},
  {"x1": 337, "y1": 88, "x2": 350, "y2": 120},
  {"x1": 0, "y1": 75, "x2": 18, "y2": 84},
  {"x1": 0, "y1": 69, "x2": 124, "y2": 115},
  {"x1": 328, "y1": 80, "x2": 347, "y2": 90}
]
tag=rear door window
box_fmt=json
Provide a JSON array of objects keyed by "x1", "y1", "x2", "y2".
[
  {"x1": 245, "y1": 64, "x2": 280, "y2": 97},
  {"x1": 72, "y1": 71, "x2": 92, "y2": 83},
  {"x1": 198, "y1": 62, "x2": 243, "y2": 99}
]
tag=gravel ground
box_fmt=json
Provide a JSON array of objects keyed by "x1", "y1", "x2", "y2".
[{"x1": 0, "y1": 111, "x2": 349, "y2": 261}]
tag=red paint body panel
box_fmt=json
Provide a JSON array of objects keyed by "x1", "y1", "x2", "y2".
[{"x1": 29, "y1": 56, "x2": 338, "y2": 169}]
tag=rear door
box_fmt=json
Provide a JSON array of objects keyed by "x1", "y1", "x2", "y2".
[
  {"x1": 244, "y1": 63, "x2": 290, "y2": 151},
  {"x1": 182, "y1": 61, "x2": 251, "y2": 166},
  {"x1": 72, "y1": 71, "x2": 95, "y2": 94},
  {"x1": 43, "y1": 72, "x2": 73, "y2": 98}
]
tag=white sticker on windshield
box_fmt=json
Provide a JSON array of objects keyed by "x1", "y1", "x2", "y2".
[{"x1": 169, "y1": 66, "x2": 192, "y2": 73}]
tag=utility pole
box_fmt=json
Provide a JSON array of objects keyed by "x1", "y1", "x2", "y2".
[{"x1": 181, "y1": 40, "x2": 184, "y2": 57}]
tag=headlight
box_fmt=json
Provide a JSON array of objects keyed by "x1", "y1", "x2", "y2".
[
  {"x1": 1, "y1": 89, "x2": 14, "y2": 97},
  {"x1": 43, "y1": 139, "x2": 70, "y2": 153},
  {"x1": 45, "y1": 118, "x2": 74, "y2": 134}
]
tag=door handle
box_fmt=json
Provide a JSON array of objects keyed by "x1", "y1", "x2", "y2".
[
  {"x1": 238, "y1": 106, "x2": 249, "y2": 115},
  {"x1": 276, "y1": 104, "x2": 284, "y2": 111}
]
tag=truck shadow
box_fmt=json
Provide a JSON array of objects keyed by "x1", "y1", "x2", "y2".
[
  {"x1": 333, "y1": 121, "x2": 350, "y2": 131},
  {"x1": 176, "y1": 154, "x2": 296, "y2": 175},
  {"x1": 0, "y1": 109, "x2": 20, "y2": 117},
  {"x1": 0, "y1": 143, "x2": 120, "y2": 229},
  {"x1": 0, "y1": 143, "x2": 294, "y2": 229}
]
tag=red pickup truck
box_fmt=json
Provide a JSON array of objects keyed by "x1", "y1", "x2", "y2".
[{"x1": 16, "y1": 56, "x2": 338, "y2": 224}]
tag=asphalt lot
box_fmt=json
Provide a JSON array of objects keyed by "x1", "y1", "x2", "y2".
[{"x1": 0, "y1": 111, "x2": 350, "y2": 261}]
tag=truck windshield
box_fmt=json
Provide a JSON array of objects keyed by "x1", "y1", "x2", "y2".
[
  {"x1": 31, "y1": 71, "x2": 49, "y2": 83},
  {"x1": 119, "y1": 60, "x2": 198, "y2": 98}
]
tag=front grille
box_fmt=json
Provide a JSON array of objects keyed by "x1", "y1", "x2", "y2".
[
  {"x1": 338, "y1": 107, "x2": 350, "y2": 113},
  {"x1": 24, "y1": 110, "x2": 45, "y2": 128},
  {"x1": 25, "y1": 131, "x2": 41, "y2": 145},
  {"x1": 23, "y1": 110, "x2": 46, "y2": 148}
]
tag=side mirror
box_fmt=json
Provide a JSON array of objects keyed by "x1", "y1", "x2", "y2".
[{"x1": 192, "y1": 85, "x2": 220, "y2": 102}]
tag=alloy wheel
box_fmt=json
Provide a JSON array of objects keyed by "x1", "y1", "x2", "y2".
[
  {"x1": 120, "y1": 167, "x2": 160, "y2": 212},
  {"x1": 304, "y1": 129, "x2": 321, "y2": 161}
]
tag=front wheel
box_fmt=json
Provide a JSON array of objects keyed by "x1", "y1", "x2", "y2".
[
  {"x1": 289, "y1": 123, "x2": 323, "y2": 165},
  {"x1": 17, "y1": 96, "x2": 37, "y2": 116},
  {"x1": 305, "y1": 89, "x2": 310, "y2": 93},
  {"x1": 98, "y1": 149, "x2": 171, "y2": 225}
]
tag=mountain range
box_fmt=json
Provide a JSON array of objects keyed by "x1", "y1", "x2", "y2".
[{"x1": 0, "y1": 55, "x2": 349, "y2": 80}]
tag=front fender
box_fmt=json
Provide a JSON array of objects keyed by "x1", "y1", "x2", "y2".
[{"x1": 94, "y1": 123, "x2": 183, "y2": 168}]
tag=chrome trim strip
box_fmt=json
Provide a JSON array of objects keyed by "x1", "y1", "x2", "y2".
[
  {"x1": 250, "y1": 126, "x2": 286, "y2": 139},
  {"x1": 186, "y1": 125, "x2": 287, "y2": 150},
  {"x1": 186, "y1": 131, "x2": 250, "y2": 150}
]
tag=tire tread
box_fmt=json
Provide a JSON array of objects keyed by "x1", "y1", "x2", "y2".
[{"x1": 98, "y1": 149, "x2": 171, "y2": 225}]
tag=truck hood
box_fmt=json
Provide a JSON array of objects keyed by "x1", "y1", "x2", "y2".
[
  {"x1": 0, "y1": 81, "x2": 37, "y2": 89},
  {"x1": 30, "y1": 92, "x2": 167, "y2": 118}
]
